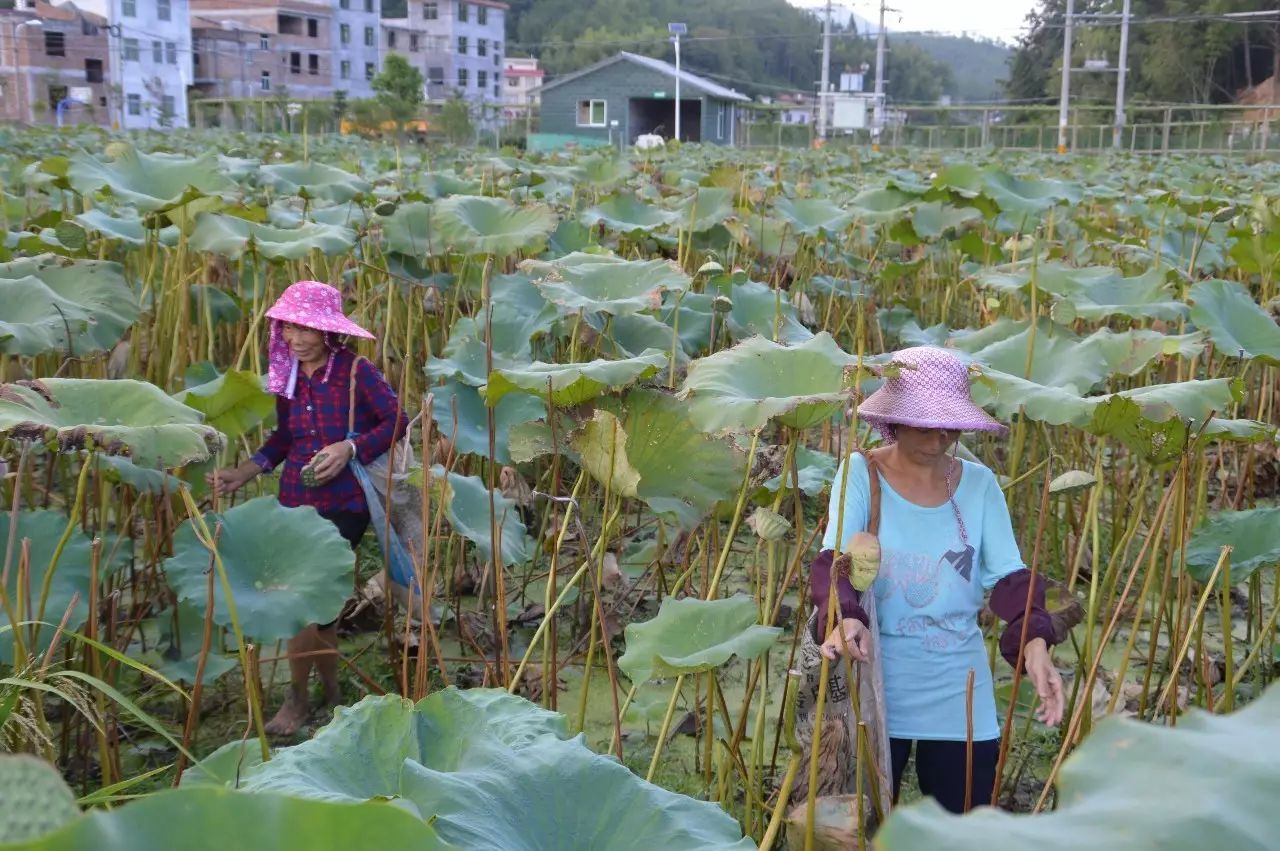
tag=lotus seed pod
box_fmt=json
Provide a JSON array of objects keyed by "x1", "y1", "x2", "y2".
[
  {"x1": 0, "y1": 754, "x2": 81, "y2": 843},
  {"x1": 844, "y1": 531, "x2": 880, "y2": 592}
]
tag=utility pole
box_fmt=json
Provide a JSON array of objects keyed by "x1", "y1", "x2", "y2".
[
  {"x1": 872, "y1": 0, "x2": 888, "y2": 149},
  {"x1": 1112, "y1": 0, "x2": 1131, "y2": 150},
  {"x1": 817, "y1": 0, "x2": 831, "y2": 142},
  {"x1": 1057, "y1": 0, "x2": 1074, "y2": 154},
  {"x1": 669, "y1": 22, "x2": 686, "y2": 142}
]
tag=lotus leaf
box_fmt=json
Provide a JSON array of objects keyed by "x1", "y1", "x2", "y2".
[
  {"x1": 588, "y1": 312, "x2": 689, "y2": 365},
  {"x1": 978, "y1": 263, "x2": 1187, "y2": 322},
  {"x1": 848, "y1": 186, "x2": 916, "y2": 222},
  {"x1": 958, "y1": 321, "x2": 1108, "y2": 393},
  {"x1": 771, "y1": 197, "x2": 852, "y2": 236},
  {"x1": 179, "y1": 737, "x2": 267, "y2": 788},
  {"x1": 429, "y1": 467, "x2": 531, "y2": 567},
  {"x1": 416, "y1": 171, "x2": 481, "y2": 198},
  {"x1": 571, "y1": 409, "x2": 642, "y2": 497},
  {"x1": 1184, "y1": 506, "x2": 1280, "y2": 583},
  {"x1": 164, "y1": 498, "x2": 354, "y2": 642},
  {"x1": 425, "y1": 322, "x2": 523, "y2": 387},
  {"x1": 673, "y1": 186, "x2": 735, "y2": 232},
  {"x1": 16, "y1": 788, "x2": 445, "y2": 849},
  {"x1": 188, "y1": 213, "x2": 356, "y2": 260},
  {"x1": 758, "y1": 446, "x2": 838, "y2": 497},
  {"x1": 74, "y1": 208, "x2": 180, "y2": 246},
  {"x1": 524, "y1": 252, "x2": 689, "y2": 315},
  {"x1": 980, "y1": 170, "x2": 1081, "y2": 218},
  {"x1": 575, "y1": 154, "x2": 633, "y2": 188},
  {"x1": 188, "y1": 284, "x2": 242, "y2": 325},
  {"x1": 0, "y1": 256, "x2": 138, "y2": 357},
  {"x1": 678, "y1": 333, "x2": 857, "y2": 432},
  {"x1": 0, "y1": 755, "x2": 80, "y2": 843},
  {"x1": 724, "y1": 279, "x2": 814, "y2": 344},
  {"x1": 174, "y1": 370, "x2": 275, "y2": 444},
  {"x1": 428, "y1": 380, "x2": 545, "y2": 465},
  {"x1": 148, "y1": 601, "x2": 237, "y2": 685},
  {"x1": 259, "y1": 161, "x2": 371, "y2": 203},
  {"x1": 581, "y1": 192, "x2": 679, "y2": 234},
  {"x1": 482, "y1": 349, "x2": 668, "y2": 408},
  {"x1": 1188, "y1": 279, "x2": 1280, "y2": 364},
  {"x1": 0, "y1": 378, "x2": 221, "y2": 467},
  {"x1": 379, "y1": 201, "x2": 439, "y2": 257},
  {"x1": 92, "y1": 453, "x2": 186, "y2": 495},
  {"x1": 1078, "y1": 328, "x2": 1206, "y2": 377},
  {"x1": 66, "y1": 148, "x2": 236, "y2": 213},
  {"x1": 431, "y1": 195, "x2": 556, "y2": 256},
  {"x1": 910, "y1": 201, "x2": 982, "y2": 239},
  {"x1": 618, "y1": 593, "x2": 781, "y2": 685},
  {"x1": 877, "y1": 683, "x2": 1280, "y2": 851}
]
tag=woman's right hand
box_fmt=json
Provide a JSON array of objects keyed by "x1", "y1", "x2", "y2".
[
  {"x1": 206, "y1": 462, "x2": 259, "y2": 496},
  {"x1": 821, "y1": 617, "x2": 871, "y2": 662}
]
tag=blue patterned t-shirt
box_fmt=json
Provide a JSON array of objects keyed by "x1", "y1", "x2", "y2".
[{"x1": 822, "y1": 453, "x2": 1024, "y2": 741}]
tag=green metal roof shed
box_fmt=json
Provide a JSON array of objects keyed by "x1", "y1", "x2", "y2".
[{"x1": 535, "y1": 51, "x2": 750, "y2": 149}]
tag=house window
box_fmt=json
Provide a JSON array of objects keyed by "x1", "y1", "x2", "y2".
[
  {"x1": 365, "y1": 62, "x2": 375, "y2": 79},
  {"x1": 410, "y1": 34, "x2": 418, "y2": 51},
  {"x1": 339, "y1": 0, "x2": 349, "y2": 8},
  {"x1": 364, "y1": 0, "x2": 373, "y2": 11},
  {"x1": 428, "y1": 66, "x2": 443, "y2": 85},
  {"x1": 152, "y1": 40, "x2": 162, "y2": 63},
  {"x1": 493, "y1": 50, "x2": 499, "y2": 67},
  {"x1": 260, "y1": 71, "x2": 270, "y2": 91},
  {"x1": 423, "y1": 1, "x2": 437, "y2": 19},
  {"x1": 127, "y1": 93, "x2": 141, "y2": 115},
  {"x1": 278, "y1": 14, "x2": 302, "y2": 35},
  {"x1": 576, "y1": 99, "x2": 606, "y2": 127},
  {"x1": 44, "y1": 31, "x2": 65, "y2": 56},
  {"x1": 456, "y1": 67, "x2": 467, "y2": 87},
  {"x1": 121, "y1": 0, "x2": 135, "y2": 16},
  {"x1": 123, "y1": 38, "x2": 139, "y2": 61},
  {"x1": 161, "y1": 94, "x2": 175, "y2": 117},
  {"x1": 307, "y1": 18, "x2": 318, "y2": 38},
  {"x1": 157, "y1": 0, "x2": 170, "y2": 20},
  {"x1": 48, "y1": 84, "x2": 67, "y2": 110},
  {"x1": 340, "y1": 60, "x2": 351, "y2": 79},
  {"x1": 456, "y1": 1, "x2": 467, "y2": 22},
  {"x1": 477, "y1": 4, "x2": 487, "y2": 24},
  {"x1": 84, "y1": 58, "x2": 103, "y2": 82},
  {"x1": 507, "y1": 76, "x2": 517, "y2": 87},
  {"x1": 289, "y1": 52, "x2": 301, "y2": 74},
  {"x1": 166, "y1": 41, "x2": 177, "y2": 64},
  {"x1": 493, "y1": 82, "x2": 499, "y2": 97},
  {"x1": 477, "y1": 38, "x2": 486, "y2": 57},
  {"x1": 477, "y1": 69, "x2": 486, "y2": 89},
  {"x1": 309, "y1": 54, "x2": 319, "y2": 75},
  {"x1": 340, "y1": 24, "x2": 350, "y2": 44},
  {"x1": 260, "y1": 34, "x2": 269, "y2": 50},
  {"x1": 364, "y1": 26, "x2": 374, "y2": 46},
  {"x1": 387, "y1": 30, "x2": 396, "y2": 48}
]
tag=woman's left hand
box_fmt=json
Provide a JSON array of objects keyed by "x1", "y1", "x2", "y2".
[
  {"x1": 1024, "y1": 638, "x2": 1064, "y2": 726},
  {"x1": 310, "y1": 441, "x2": 355, "y2": 485}
]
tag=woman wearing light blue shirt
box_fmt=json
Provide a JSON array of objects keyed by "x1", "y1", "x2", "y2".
[{"x1": 811, "y1": 346, "x2": 1065, "y2": 813}]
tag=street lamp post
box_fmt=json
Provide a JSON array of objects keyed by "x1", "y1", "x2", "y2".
[
  {"x1": 12, "y1": 19, "x2": 43, "y2": 125},
  {"x1": 668, "y1": 22, "x2": 686, "y2": 142}
]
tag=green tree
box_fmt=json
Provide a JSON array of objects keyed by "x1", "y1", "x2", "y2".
[
  {"x1": 372, "y1": 54, "x2": 425, "y2": 128},
  {"x1": 437, "y1": 93, "x2": 474, "y2": 144}
]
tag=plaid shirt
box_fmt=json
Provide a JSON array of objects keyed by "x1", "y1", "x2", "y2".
[{"x1": 252, "y1": 347, "x2": 405, "y2": 515}]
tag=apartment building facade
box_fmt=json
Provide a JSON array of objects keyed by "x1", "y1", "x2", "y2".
[
  {"x1": 330, "y1": 0, "x2": 379, "y2": 97},
  {"x1": 189, "y1": 0, "x2": 333, "y2": 100},
  {"x1": 501, "y1": 54, "x2": 538, "y2": 122},
  {"x1": 382, "y1": 0, "x2": 504, "y2": 120},
  {"x1": 77, "y1": 0, "x2": 193, "y2": 128},
  {"x1": 0, "y1": 2, "x2": 112, "y2": 126}
]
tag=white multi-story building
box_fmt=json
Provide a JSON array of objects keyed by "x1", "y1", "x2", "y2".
[
  {"x1": 79, "y1": 0, "x2": 192, "y2": 128},
  {"x1": 331, "y1": 0, "x2": 379, "y2": 98},
  {"x1": 501, "y1": 54, "x2": 539, "y2": 123}
]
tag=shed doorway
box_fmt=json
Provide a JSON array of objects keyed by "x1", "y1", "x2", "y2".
[{"x1": 628, "y1": 97, "x2": 701, "y2": 143}]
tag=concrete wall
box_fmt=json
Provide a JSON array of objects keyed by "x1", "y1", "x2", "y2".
[{"x1": 0, "y1": 11, "x2": 112, "y2": 126}]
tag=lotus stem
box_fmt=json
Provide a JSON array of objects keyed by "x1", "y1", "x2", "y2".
[
  {"x1": 31, "y1": 449, "x2": 94, "y2": 655},
  {"x1": 645, "y1": 673, "x2": 685, "y2": 783}
]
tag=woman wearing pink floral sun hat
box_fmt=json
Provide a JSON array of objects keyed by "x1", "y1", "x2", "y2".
[
  {"x1": 208, "y1": 281, "x2": 406, "y2": 736},
  {"x1": 810, "y1": 345, "x2": 1064, "y2": 814}
]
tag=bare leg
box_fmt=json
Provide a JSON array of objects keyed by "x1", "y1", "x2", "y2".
[
  {"x1": 316, "y1": 624, "x2": 342, "y2": 707},
  {"x1": 265, "y1": 625, "x2": 318, "y2": 736}
]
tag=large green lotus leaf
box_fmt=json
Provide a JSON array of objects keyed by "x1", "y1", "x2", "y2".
[
  {"x1": 960, "y1": 321, "x2": 1107, "y2": 393},
  {"x1": 660, "y1": 291, "x2": 716, "y2": 355},
  {"x1": 429, "y1": 467, "x2": 531, "y2": 567},
  {"x1": 0, "y1": 379, "x2": 221, "y2": 467},
  {"x1": 1078, "y1": 328, "x2": 1206, "y2": 377},
  {"x1": 725, "y1": 279, "x2": 814, "y2": 345},
  {"x1": 589, "y1": 311, "x2": 688, "y2": 365},
  {"x1": 188, "y1": 213, "x2": 356, "y2": 260},
  {"x1": 581, "y1": 192, "x2": 679, "y2": 234},
  {"x1": 0, "y1": 510, "x2": 99, "y2": 663},
  {"x1": 429, "y1": 380, "x2": 545, "y2": 465},
  {"x1": 595, "y1": 388, "x2": 748, "y2": 530},
  {"x1": 970, "y1": 367, "x2": 1095, "y2": 425},
  {"x1": 0, "y1": 257, "x2": 139, "y2": 357},
  {"x1": 425, "y1": 320, "x2": 523, "y2": 387},
  {"x1": 980, "y1": 170, "x2": 1081, "y2": 218},
  {"x1": 66, "y1": 148, "x2": 237, "y2": 213},
  {"x1": 148, "y1": 601, "x2": 237, "y2": 685},
  {"x1": 758, "y1": 446, "x2": 837, "y2": 497},
  {"x1": 189, "y1": 284, "x2": 242, "y2": 325},
  {"x1": 163, "y1": 498, "x2": 354, "y2": 643},
  {"x1": 485, "y1": 272, "x2": 558, "y2": 358},
  {"x1": 729, "y1": 215, "x2": 800, "y2": 259},
  {"x1": 259, "y1": 161, "x2": 371, "y2": 203},
  {"x1": 482, "y1": 349, "x2": 668, "y2": 408},
  {"x1": 1188, "y1": 279, "x2": 1280, "y2": 364},
  {"x1": 399, "y1": 730, "x2": 754, "y2": 850},
  {"x1": 0, "y1": 755, "x2": 80, "y2": 843},
  {"x1": 416, "y1": 171, "x2": 481, "y2": 198},
  {"x1": 92, "y1": 453, "x2": 186, "y2": 495},
  {"x1": 17, "y1": 788, "x2": 444, "y2": 850},
  {"x1": 1184, "y1": 507, "x2": 1280, "y2": 583},
  {"x1": 672, "y1": 186, "x2": 735, "y2": 232},
  {"x1": 1108, "y1": 377, "x2": 1241, "y2": 425},
  {"x1": 877, "y1": 683, "x2": 1280, "y2": 851},
  {"x1": 771, "y1": 197, "x2": 852, "y2": 236},
  {"x1": 910, "y1": 201, "x2": 982, "y2": 239},
  {"x1": 618, "y1": 594, "x2": 782, "y2": 685},
  {"x1": 678, "y1": 333, "x2": 856, "y2": 432},
  {"x1": 174, "y1": 370, "x2": 275, "y2": 444},
  {"x1": 979, "y1": 263, "x2": 1187, "y2": 322},
  {"x1": 524, "y1": 253, "x2": 690, "y2": 315},
  {"x1": 74, "y1": 208, "x2": 161, "y2": 245},
  {"x1": 574, "y1": 154, "x2": 633, "y2": 189},
  {"x1": 1152, "y1": 225, "x2": 1228, "y2": 274},
  {"x1": 379, "y1": 201, "x2": 439, "y2": 257},
  {"x1": 571, "y1": 408, "x2": 642, "y2": 497},
  {"x1": 848, "y1": 186, "x2": 916, "y2": 222},
  {"x1": 431, "y1": 195, "x2": 556, "y2": 256}
]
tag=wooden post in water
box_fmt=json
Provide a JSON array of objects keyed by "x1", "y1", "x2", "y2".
[{"x1": 1161, "y1": 107, "x2": 1172, "y2": 154}]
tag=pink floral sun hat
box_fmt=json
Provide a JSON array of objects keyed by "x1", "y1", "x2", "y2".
[
  {"x1": 264, "y1": 281, "x2": 374, "y2": 399},
  {"x1": 857, "y1": 346, "x2": 1007, "y2": 442}
]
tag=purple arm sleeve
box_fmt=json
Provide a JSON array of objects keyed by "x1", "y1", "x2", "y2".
[
  {"x1": 251, "y1": 395, "x2": 291, "y2": 472},
  {"x1": 809, "y1": 548, "x2": 870, "y2": 641},
  {"x1": 989, "y1": 568, "x2": 1057, "y2": 669}
]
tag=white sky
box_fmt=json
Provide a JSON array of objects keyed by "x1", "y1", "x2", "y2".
[{"x1": 789, "y1": 1, "x2": 1041, "y2": 42}]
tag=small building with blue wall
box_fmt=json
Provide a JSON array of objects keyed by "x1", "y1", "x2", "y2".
[{"x1": 534, "y1": 51, "x2": 749, "y2": 150}]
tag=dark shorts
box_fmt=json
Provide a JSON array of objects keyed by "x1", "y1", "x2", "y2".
[
  {"x1": 890, "y1": 737, "x2": 1000, "y2": 814},
  {"x1": 318, "y1": 510, "x2": 369, "y2": 630}
]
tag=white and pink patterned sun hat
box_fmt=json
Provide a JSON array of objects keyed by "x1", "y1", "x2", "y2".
[
  {"x1": 857, "y1": 346, "x2": 1007, "y2": 442},
  {"x1": 264, "y1": 281, "x2": 374, "y2": 398}
]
